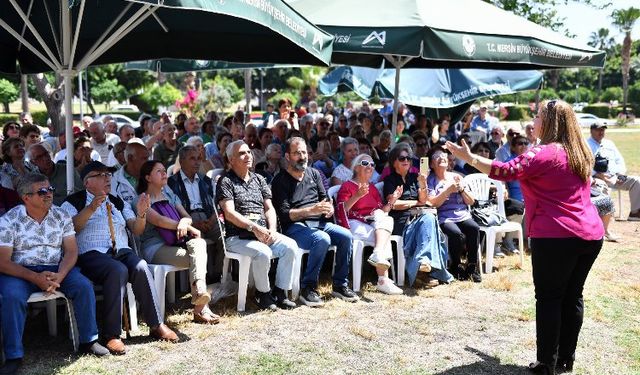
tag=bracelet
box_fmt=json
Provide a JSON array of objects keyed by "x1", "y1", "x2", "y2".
[
  {"x1": 471, "y1": 156, "x2": 479, "y2": 167},
  {"x1": 137, "y1": 213, "x2": 146, "y2": 219}
]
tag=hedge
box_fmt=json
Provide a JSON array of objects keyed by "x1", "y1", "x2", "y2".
[
  {"x1": 583, "y1": 105, "x2": 611, "y2": 119},
  {"x1": 503, "y1": 105, "x2": 531, "y2": 121}
]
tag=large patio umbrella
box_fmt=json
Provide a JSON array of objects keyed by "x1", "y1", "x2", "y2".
[
  {"x1": 124, "y1": 59, "x2": 300, "y2": 72},
  {"x1": 287, "y1": 0, "x2": 606, "y2": 133},
  {"x1": 0, "y1": 0, "x2": 333, "y2": 191},
  {"x1": 319, "y1": 66, "x2": 543, "y2": 108}
]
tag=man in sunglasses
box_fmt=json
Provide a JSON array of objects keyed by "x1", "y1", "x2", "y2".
[
  {"x1": 0, "y1": 173, "x2": 110, "y2": 374},
  {"x1": 61, "y1": 161, "x2": 178, "y2": 355},
  {"x1": 272, "y1": 137, "x2": 359, "y2": 307}
]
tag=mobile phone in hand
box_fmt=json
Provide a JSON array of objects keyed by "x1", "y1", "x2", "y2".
[{"x1": 420, "y1": 157, "x2": 430, "y2": 175}]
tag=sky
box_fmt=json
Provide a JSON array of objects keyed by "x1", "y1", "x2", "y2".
[{"x1": 558, "y1": 1, "x2": 640, "y2": 46}]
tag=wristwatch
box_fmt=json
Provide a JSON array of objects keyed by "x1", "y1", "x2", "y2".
[{"x1": 246, "y1": 223, "x2": 254, "y2": 232}]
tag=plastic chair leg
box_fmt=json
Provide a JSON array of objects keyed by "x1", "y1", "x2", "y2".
[
  {"x1": 126, "y1": 283, "x2": 138, "y2": 332},
  {"x1": 222, "y1": 257, "x2": 230, "y2": 282},
  {"x1": 352, "y1": 240, "x2": 364, "y2": 292},
  {"x1": 391, "y1": 236, "x2": 405, "y2": 286},
  {"x1": 46, "y1": 299, "x2": 57, "y2": 337},
  {"x1": 63, "y1": 297, "x2": 79, "y2": 352},
  {"x1": 291, "y1": 250, "x2": 305, "y2": 301},
  {"x1": 484, "y1": 230, "x2": 496, "y2": 274},
  {"x1": 167, "y1": 271, "x2": 176, "y2": 304},
  {"x1": 236, "y1": 259, "x2": 251, "y2": 312}
]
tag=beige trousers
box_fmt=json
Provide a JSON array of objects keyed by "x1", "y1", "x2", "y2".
[{"x1": 151, "y1": 237, "x2": 208, "y2": 290}]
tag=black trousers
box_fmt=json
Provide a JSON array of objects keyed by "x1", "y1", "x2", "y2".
[
  {"x1": 440, "y1": 218, "x2": 480, "y2": 268},
  {"x1": 530, "y1": 237, "x2": 602, "y2": 366},
  {"x1": 78, "y1": 249, "x2": 162, "y2": 338}
]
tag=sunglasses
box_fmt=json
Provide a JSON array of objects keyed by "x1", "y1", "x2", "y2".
[
  {"x1": 6, "y1": 124, "x2": 20, "y2": 130},
  {"x1": 397, "y1": 156, "x2": 410, "y2": 162},
  {"x1": 490, "y1": 132, "x2": 501, "y2": 135},
  {"x1": 515, "y1": 141, "x2": 529, "y2": 146},
  {"x1": 86, "y1": 172, "x2": 112, "y2": 179},
  {"x1": 359, "y1": 159, "x2": 375, "y2": 167},
  {"x1": 27, "y1": 186, "x2": 55, "y2": 196}
]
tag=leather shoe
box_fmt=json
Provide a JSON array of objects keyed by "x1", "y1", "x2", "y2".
[
  {"x1": 0, "y1": 358, "x2": 22, "y2": 375},
  {"x1": 104, "y1": 337, "x2": 127, "y2": 355},
  {"x1": 149, "y1": 323, "x2": 179, "y2": 342}
]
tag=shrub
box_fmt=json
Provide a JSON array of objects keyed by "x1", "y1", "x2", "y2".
[
  {"x1": 600, "y1": 87, "x2": 623, "y2": 103},
  {"x1": 139, "y1": 83, "x2": 182, "y2": 113},
  {"x1": 582, "y1": 105, "x2": 610, "y2": 118},
  {"x1": 503, "y1": 105, "x2": 531, "y2": 121}
]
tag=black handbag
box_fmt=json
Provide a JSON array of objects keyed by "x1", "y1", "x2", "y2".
[
  {"x1": 594, "y1": 153, "x2": 609, "y2": 173},
  {"x1": 471, "y1": 200, "x2": 507, "y2": 226}
]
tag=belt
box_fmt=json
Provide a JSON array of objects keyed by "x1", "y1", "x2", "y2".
[{"x1": 191, "y1": 208, "x2": 205, "y2": 213}]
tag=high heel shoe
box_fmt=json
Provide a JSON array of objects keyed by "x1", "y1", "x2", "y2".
[
  {"x1": 528, "y1": 361, "x2": 556, "y2": 375},
  {"x1": 555, "y1": 358, "x2": 574, "y2": 373}
]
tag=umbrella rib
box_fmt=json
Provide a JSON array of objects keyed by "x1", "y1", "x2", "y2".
[
  {"x1": 9, "y1": 0, "x2": 62, "y2": 69},
  {"x1": 79, "y1": 3, "x2": 134, "y2": 68},
  {"x1": 76, "y1": 4, "x2": 155, "y2": 70},
  {"x1": 68, "y1": 0, "x2": 86, "y2": 68},
  {"x1": 42, "y1": 0, "x2": 63, "y2": 63},
  {"x1": 0, "y1": 18, "x2": 59, "y2": 72},
  {"x1": 16, "y1": 0, "x2": 34, "y2": 53},
  {"x1": 151, "y1": 12, "x2": 168, "y2": 33}
]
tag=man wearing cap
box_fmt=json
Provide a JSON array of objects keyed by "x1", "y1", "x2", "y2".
[
  {"x1": 61, "y1": 161, "x2": 178, "y2": 355},
  {"x1": 0, "y1": 173, "x2": 110, "y2": 374},
  {"x1": 470, "y1": 106, "x2": 491, "y2": 134},
  {"x1": 111, "y1": 141, "x2": 150, "y2": 207},
  {"x1": 587, "y1": 123, "x2": 640, "y2": 221}
]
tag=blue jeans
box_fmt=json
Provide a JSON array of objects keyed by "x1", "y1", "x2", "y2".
[
  {"x1": 286, "y1": 222, "x2": 352, "y2": 289},
  {"x1": 0, "y1": 266, "x2": 98, "y2": 360}
]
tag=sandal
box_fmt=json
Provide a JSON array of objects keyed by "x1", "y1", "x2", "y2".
[{"x1": 193, "y1": 309, "x2": 220, "y2": 325}]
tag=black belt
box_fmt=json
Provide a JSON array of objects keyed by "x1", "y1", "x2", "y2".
[{"x1": 191, "y1": 208, "x2": 205, "y2": 213}]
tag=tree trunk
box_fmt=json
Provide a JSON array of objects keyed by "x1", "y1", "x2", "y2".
[
  {"x1": 31, "y1": 73, "x2": 65, "y2": 135},
  {"x1": 621, "y1": 33, "x2": 631, "y2": 114},
  {"x1": 20, "y1": 75, "x2": 29, "y2": 113},
  {"x1": 597, "y1": 69, "x2": 603, "y2": 99},
  {"x1": 2, "y1": 102, "x2": 9, "y2": 113},
  {"x1": 547, "y1": 69, "x2": 560, "y2": 89}
]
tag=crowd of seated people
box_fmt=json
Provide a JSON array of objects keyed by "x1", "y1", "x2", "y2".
[{"x1": 0, "y1": 101, "x2": 627, "y2": 371}]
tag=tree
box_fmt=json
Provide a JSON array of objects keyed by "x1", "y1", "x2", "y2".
[
  {"x1": 0, "y1": 78, "x2": 19, "y2": 113},
  {"x1": 31, "y1": 73, "x2": 65, "y2": 135},
  {"x1": 90, "y1": 79, "x2": 127, "y2": 107},
  {"x1": 139, "y1": 83, "x2": 182, "y2": 113},
  {"x1": 611, "y1": 7, "x2": 640, "y2": 113},
  {"x1": 588, "y1": 28, "x2": 616, "y2": 96}
]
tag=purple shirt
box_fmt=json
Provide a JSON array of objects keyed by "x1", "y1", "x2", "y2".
[
  {"x1": 489, "y1": 143, "x2": 603, "y2": 240},
  {"x1": 427, "y1": 174, "x2": 472, "y2": 224}
]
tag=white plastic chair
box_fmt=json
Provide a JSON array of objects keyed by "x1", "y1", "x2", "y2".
[
  {"x1": 206, "y1": 168, "x2": 224, "y2": 183},
  {"x1": 27, "y1": 291, "x2": 79, "y2": 352},
  {"x1": 375, "y1": 181, "x2": 405, "y2": 286},
  {"x1": 463, "y1": 174, "x2": 524, "y2": 273},
  {"x1": 612, "y1": 187, "x2": 623, "y2": 219},
  {"x1": 147, "y1": 264, "x2": 189, "y2": 318},
  {"x1": 93, "y1": 283, "x2": 138, "y2": 332}
]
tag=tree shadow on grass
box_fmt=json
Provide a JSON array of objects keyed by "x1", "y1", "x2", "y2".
[{"x1": 433, "y1": 346, "x2": 530, "y2": 375}]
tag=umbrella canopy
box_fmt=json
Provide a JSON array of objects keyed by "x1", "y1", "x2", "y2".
[
  {"x1": 319, "y1": 66, "x2": 543, "y2": 109},
  {"x1": 0, "y1": 0, "x2": 333, "y2": 74},
  {"x1": 287, "y1": 0, "x2": 605, "y2": 70},
  {"x1": 0, "y1": 0, "x2": 334, "y2": 193},
  {"x1": 124, "y1": 59, "x2": 300, "y2": 72}
]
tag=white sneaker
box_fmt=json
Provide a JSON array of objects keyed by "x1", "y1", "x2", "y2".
[
  {"x1": 367, "y1": 252, "x2": 391, "y2": 269},
  {"x1": 604, "y1": 231, "x2": 619, "y2": 242},
  {"x1": 376, "y1": 278, "x2": 403, "y2": 295}
]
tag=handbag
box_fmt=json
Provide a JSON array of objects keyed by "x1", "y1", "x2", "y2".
[
  {"x1": 594, "y1": 153, "x2": 609, "y2": 173},
  {"x1": 471, "y1": 200, "x2": 507, "y2": 226},
  {"x1": 151, "y1": 200, "x2": 183, "y2": 246}
]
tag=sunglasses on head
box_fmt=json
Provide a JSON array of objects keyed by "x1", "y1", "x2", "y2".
[
  {"x1": 547, "y1": 100, "x2": 557, "y2": 111},
  {"x1": 27, "y1": 186, "x2": 55, "y2": 196},
  {"x1": 397, "y1": 156, "x2": 410, "y2": 162}
]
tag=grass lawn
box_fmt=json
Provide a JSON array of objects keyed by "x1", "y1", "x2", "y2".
[{"x1": 7, "y1": 131, "x2": 640, "y2": 375}]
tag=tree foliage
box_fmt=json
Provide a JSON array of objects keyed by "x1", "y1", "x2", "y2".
[
  {"x1": 139, "y1": 83, "x2": 182, "y2": 113},
  {"x1": 0, "y1": 78, "x2": 19, "y2": 112}
]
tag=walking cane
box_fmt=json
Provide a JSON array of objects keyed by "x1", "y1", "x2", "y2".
[{"x1": 107, "y1": 202, "x2": 132, "y2": 339}]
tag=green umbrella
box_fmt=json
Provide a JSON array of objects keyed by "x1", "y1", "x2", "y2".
[
  {"x1": 288, "y1": 0, "x2": 605, "y2": 135},
  {"x1": 0, "y1": 0, "x2": 333, "y2": 192},
  {"x1": 124, "y1": 59, "x2": 300, "y2": 72}
]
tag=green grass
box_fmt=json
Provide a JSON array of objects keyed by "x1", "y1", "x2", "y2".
[
  {"x1": 235, "y1": 353, "x2": 295, "y2": 375},
  {"x1": 606, "y1": 132, "x2": 640, "y2": 176}
]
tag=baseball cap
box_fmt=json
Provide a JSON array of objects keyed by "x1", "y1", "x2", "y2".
[
  {"x1": 80, "y1": 161, "x2": 116, "y2": 181},
  {"x1": 590, "y1": 123, "x2": 607, "y2": 130}
]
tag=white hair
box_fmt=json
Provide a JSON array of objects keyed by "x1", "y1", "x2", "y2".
[
  {"x1": 226, "y1": 140, "x2": 246, "y2": 160},
  {"x1": 186, "y1": 136, "x2": 203, "y2": 147}
]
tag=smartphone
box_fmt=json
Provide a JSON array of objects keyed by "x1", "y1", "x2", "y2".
[
  {"x1": 420, "y1": 157, "x2": 430, "y2": 175},
  {"x1": 289, "y1": 111, "x2": 296, "y2": 118},
  {"x1": 617, "y1": 175, "x2": 628, "y2": 183}
]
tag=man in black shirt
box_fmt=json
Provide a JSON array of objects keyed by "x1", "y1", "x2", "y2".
[
  {"x1": 216, "y1": 140, "x2": 298, "y2": 310},
  {"x1": 271, "y1": 137, "x2": 359, "y2": 307}
]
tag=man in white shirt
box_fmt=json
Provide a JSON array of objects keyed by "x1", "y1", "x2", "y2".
[
  {"x1": 88, "y1": 121, "x2": 120, "y2": 163},
  {"x1": 587, "y1": 123, "x2": 640, "y2": 220},
  {"x1": 111, "y1": 142, "x2": 150, "y2": 207}
]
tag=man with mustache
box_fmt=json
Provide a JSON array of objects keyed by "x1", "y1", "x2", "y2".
[{"x1": 271, "y1": 137, "x2": 358, "y2": 307}]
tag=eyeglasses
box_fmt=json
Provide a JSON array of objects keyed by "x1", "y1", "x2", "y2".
[
  {"x1": 397, "y1": 156, "x2": 410, "y2": 162},
  {"x1": 86, "y1": 172, "x2": 112, "y2": 179},
  {"x1": 26, "y1": 186, "x2": 55, "y2": 196},
  {"x1": 515, "y1": 141, "x2": 529, "y2": 146},
  {"x1": 359, "y1": 160, "x2": 375, "y2": 167},
  {"x1": 547, "y1": 100, "x2": 557, "y2": 111},
  {"x1": 6, "y1": 124, "x2": 20, "y2": 130}
]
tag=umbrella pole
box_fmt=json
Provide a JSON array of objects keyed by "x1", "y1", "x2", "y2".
[
  {"x1": 384, "y1": 55, "x2": 412, "y2": 146},
  {"x1": 63, "y1": 70, "x2": 75, "y2": 194}
]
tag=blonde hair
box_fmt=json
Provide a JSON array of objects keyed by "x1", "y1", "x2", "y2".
[{"x1": 538, "y1": 99, "x2": 593, "y2": 181}]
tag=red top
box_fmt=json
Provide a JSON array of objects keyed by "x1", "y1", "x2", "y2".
[
  {"x1": 489, "y1": 143, "x2": 604, "y2": 240},
  {"x1": 336, "y1": 180, "x2": 383, "y2": 223}
]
